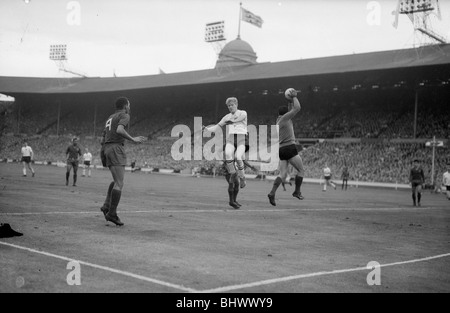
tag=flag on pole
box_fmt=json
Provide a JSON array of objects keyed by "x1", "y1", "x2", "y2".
[{"x1": 241, "y1": 7, "x2": 263, "y2": 28}]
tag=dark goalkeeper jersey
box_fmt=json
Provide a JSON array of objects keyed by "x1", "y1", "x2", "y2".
[
  {"x1": 410, "y1": 167, "x2": 425, "y2": 183},
  {"x1": 66, "y1": 144, "x2": 82, "y2": 161},
  {"x1": 103, "y1": 109, "x2": 130, "y2": 145}
]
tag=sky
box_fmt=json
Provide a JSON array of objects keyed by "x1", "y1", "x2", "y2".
[{"x1": 0, "y1": 0, "x2": 449, "y2": 78}]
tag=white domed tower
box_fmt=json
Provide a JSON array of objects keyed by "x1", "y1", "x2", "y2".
[{"x1": 215, "y1": 37, "x2": 258, "y2": 69}]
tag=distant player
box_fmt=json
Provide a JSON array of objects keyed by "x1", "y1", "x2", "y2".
[
  {"x1": 322, "y1": 164, "x2": 336, "y2": 191},
  {"x1": 409, "y1": 159, "x2": 425, "y2": 207},
  {"x1": 82, "y1": 147, "x2": 92, "y2": 177},
  {"x1": 268, "y1": 88, "x2": 305, "y2": 206},
  {"x1": 100, "y1": 97, "x2": 146, "y2": 226},
  {"x1": 341, "y1": 165, "x2": 349, "y2": 190},
  {"x1": 21, "y1": 141, "x2": 35, "y2": 177},
  {"x1": 442, "y1": 163, "x2": 450, "y2": 200},
  {"x1": 204, "y1": 97, "x2": 248, "y2": 189},
  {"x1": 66, "y1": 137, "x2": 82, "y2": 186}
]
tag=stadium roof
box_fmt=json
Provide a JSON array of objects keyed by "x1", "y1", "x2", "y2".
[{"x1": 1, "y1": 43, "x2": 450, "y2": 95}]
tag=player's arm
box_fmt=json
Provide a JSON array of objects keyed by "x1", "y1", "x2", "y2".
[
  {"x1": 204, "y1": 115, "x2": 229, "y2": 132},
  {"x1": 278, "y1": 97, "x2": 301, "y2": 124},
  {"x1": 116, "y1": 124, "x2": 146, "y2": 143},
  {"x1": 30, "y1": 148, "x2": 34, "y2": 160},
  {"x1": 230, "y1": 110, "x2": 247, "y2": 123}
]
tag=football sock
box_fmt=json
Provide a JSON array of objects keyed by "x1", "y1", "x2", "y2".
[
  {"x1": 236, "y1": 160, "x2": 245, "y2": 178},
  {"x1": 270, "y1": 177, "x2": 283, "y2": 195},
  {"x1": 418, "y1": 193, "x2": 421, "y2": 203},
  {"x1": 233, "y1": 181, "x2": 239, "y2": 202},
  {"x1": 412, "y1": 193, "x2": 416, "y2": 205},
  {"x1": 66, "y1": 172, "x2": 70, "y2": 182},
  {"x1": 109, "y1": 189, "x2": 122, "y2": 215},
  {"x1": 104, "y1": 182, "x2": 115, "y2": 208},
  {"x1": 73, "y1": 173, "x2": 77, "y2": 185},
  {"x1": 295, "y1": 175, "x2": 303, "y2": 194},
  {"x1": 23, "y1": 168, "x2": 26, "y2": 176}
]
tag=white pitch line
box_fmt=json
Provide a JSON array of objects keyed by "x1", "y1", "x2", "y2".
[
  {"x1": 0, "y1": 207, "x2": 431, "y2": 216},
  {"x1": 0, "y1": 241, "x2": 198, "y2": 293},
  {"x1": 200, "y1": 253, "x2": 450, "y2": 293}
]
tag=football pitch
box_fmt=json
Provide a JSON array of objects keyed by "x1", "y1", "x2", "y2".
[{"x1": 0, "y1": 163, "x2": 449, "y2": 293}]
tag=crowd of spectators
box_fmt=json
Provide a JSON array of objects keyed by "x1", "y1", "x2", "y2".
[{"x1": 1, "y1": 95, "x2": 449, "y2": 185}]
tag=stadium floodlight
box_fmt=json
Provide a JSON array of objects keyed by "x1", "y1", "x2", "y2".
[
  {"x1": 393, "y1": 0, "x2": 446, "y2": 45},
  {"x1": 49, "y1": 44, "x2": 67, "y2": 61},
  {"x1": 205, "y1": 21, "x2": 226, "y2": 43}
]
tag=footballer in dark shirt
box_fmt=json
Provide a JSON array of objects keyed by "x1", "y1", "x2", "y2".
[
  {"x1": 409, "y1": 159, "x2": 425, "y2": 207},
  {"x1": 66, "y1": 137, "x2": 82, "y2": 186}
]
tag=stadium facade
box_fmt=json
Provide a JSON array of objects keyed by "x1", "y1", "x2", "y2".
[{"x1": 0, "y1": 39, "x2": 449, "y2": 140}]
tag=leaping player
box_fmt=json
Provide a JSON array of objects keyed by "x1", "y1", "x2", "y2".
[
  {"x1": 268, "y1": 88, "x2": 305, "y2": 206},
  {"x1": 203, "y1": 97, "x2": 248, "y2": 189}
]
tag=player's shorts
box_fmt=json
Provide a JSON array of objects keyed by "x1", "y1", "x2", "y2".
[
  {"x1": 411, "y1": 181, "x2": 422, "y2": 188},
  {"x1": 21, "y1": 156, "x2": 31, "y2": 163},
  {"x1": 446, "y1": 186, "x2": 450, "y2": 191},
  {"x1": 279, "y1": 144, "x2": 298, "y2": 161},
  {"x1": 84, "y1": 161, "x2": 91, "y2": 166},
  {"x1": 103, "y1": 143, "x2": 127, "y2": 167},
  {"x1": 324, "y1": 175, "x2": 331, "y2": 181},
  {"x1": 225, "y1": 134, "x2": 249, "y2": 152},
  {"x1": 66, "y1": 159, "x2": 79, "y2": 168}
]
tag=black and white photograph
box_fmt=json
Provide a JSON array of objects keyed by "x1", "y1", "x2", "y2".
[{"x1": 1, "y1": 0, "x2": 449, "y2": 298}]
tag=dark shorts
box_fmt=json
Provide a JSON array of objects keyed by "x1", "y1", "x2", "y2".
[
  {"x1": 324, "y1": 176, "x2": 331, "y2": 181},
  {"x1": 411, "y1": 181, "x2": 422, "y2": 188},
  {"x1": 67, "y1": 159, "x2": 79, "y2": 170},
  {"x1": 447, "y1": 186, "x2": 450, "y2": 191},
  {"x1": 84, "y1": 161, "x2": 91, "y2": 166},
  {"x1": 225, "y1": 134, "x2": 249, "y2": 152},
  {"x1": 21, "y1": 156, "x2": 31, "y2": 163},
  {"x1": 103, "y1": 143, "x2": 127, "y2": 167},
  {"x1": 279, "y1": 144, "x2": 298, "y2": 161}
]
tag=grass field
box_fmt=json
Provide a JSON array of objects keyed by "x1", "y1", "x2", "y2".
[{"x1": 0, "y1": 163, "x2": 449, "y2": 293}]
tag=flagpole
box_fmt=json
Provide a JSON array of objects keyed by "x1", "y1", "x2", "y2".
[{"x1": 238, "y1": 2, "x2": 242, "y2": 39}]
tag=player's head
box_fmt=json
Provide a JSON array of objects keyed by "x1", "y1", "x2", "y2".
[
  {"x1": 116, "y1": 97, "x2": 130, "y2": 113},
  {"x1": 413, "y1": 159, "x2": 420, "y2": 167},
  {"x1": 72, "y1": 137, "x2": 79, "y2": 145},
  {"x1": 23, "y1": 141, "x2": 28, "y2": 147},
  {"x1": 85, "y1": 147, "x2": 89, "y2": 152},
  {"x1": 278, "y1": 105, "x2": 289, "y2": 116},
  {"x1": 225, "y1": 97, "x2": 238, "y2": 113}
]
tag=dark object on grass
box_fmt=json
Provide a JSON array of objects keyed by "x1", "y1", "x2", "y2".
[{"x1": 0, "y1": 223, "x2": 23, "y2": 238}]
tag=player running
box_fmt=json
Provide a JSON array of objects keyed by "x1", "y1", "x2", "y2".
[
  {"x1": 204, "y1": 97, "x2": 248, "y2": 189},
  {"x1": 322, "y1": 164, "x2": 337, "y2": 191},
  {"x1": 82, "y1": 147, "x2": 92, "y2": 177},
  {"x1": 99, "y1": 97, "x2": 146, "y2": 226},
  {"x1": 268, "y1": 88, "x2": 305, "y2": 206},
  {"x1": 409, "y1": 159, "x2": 425, "y2": 207},
  {"x1": 66, "y1": 137, "x2": 82, "y2": 186},
  {"x1": 21, "y1": 141, "x2": 35, "y2": 177}
]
